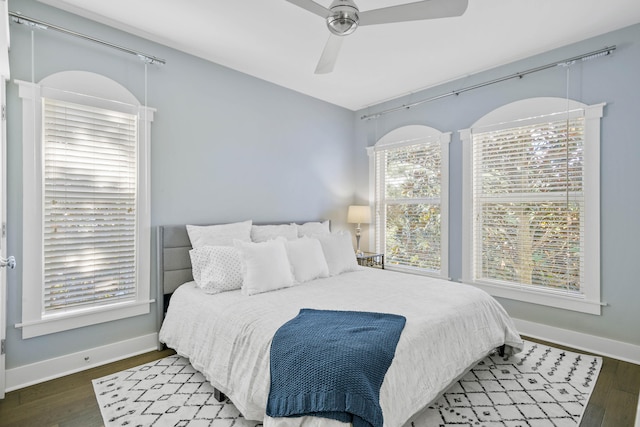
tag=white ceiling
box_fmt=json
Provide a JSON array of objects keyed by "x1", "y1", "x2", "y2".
[{"x1": 35, "y1": 0, "x2": 640, "y2": 111}]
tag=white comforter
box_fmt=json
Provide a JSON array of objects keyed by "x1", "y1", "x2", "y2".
[{"x1": 159, "y1": 268, "x2": 523, "y2": 427}]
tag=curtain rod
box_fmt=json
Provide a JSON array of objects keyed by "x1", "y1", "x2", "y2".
[
  {"x1": 9, "y1": 11, "x2": 166, "y2": 65},
  {"x1": 360, "y1": 45, "x2": 616, "y2": 121}
]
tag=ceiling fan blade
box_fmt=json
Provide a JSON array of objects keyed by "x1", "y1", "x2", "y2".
[
  {"x1": 359, "y1": 0, "x2": 469, "y2": 26},
  {"x1": 285, "y1": 0, "x2": 330, "y2": 19},
  {"x1": 315, "y1": 35, "x2": 343, "y2": 74}
]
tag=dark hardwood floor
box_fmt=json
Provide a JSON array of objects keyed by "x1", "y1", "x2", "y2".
[
  {"x1": 0, "y1": 348, "x2": 175, "y2": 427},
  {"x1": 0, "y1": 337, "x2": 637, "y2": 427}
]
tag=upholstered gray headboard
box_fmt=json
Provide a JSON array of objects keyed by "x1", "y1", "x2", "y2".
[
  {"x1": 157, "y1": 225, "x2": 194, "y2": 296},
  {"x1": 155, "y1": 224, "x2": 193, "y2": 340},
  {"x1": 157, "y1": 220, "x2": 331, "y2": 296}
]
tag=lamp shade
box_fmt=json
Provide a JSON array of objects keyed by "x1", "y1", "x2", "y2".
[{"x1": 347, "y1": 205, "x2": 371, "y2": 224}]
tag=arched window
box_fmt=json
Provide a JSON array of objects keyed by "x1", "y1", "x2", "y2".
[
  {"x1": 367, "y1": 125, "x2": 450, "y2": 278},
  {"x1": 17, "y1": 71, "x2": 154, "y2": 337},
  {"x1": 460, "y1": 97, "x2": 603, "y2": 314}
]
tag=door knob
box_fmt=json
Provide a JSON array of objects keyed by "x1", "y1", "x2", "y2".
[{"x1": 0, "y1": 255, "x2": 15, "y2": 269}]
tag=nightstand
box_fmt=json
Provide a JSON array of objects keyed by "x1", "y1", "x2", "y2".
[{"x1": 356, "y1": 252, "x2": 384, "y2": 269}]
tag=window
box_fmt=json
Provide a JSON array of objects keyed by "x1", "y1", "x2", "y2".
[
  {"x1": 461, "y1": 98, "x2": 603, "y2": 314},
  {"x1": 18, "y1": 71, "x2": 154, "y2": 338},
  {"x1": 368, "y1": 125, "x2": 449, "y2": 278}
]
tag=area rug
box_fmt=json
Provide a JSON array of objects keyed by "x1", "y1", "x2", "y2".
[{"x1": 93, "y1": 340, "x2": 601, "y2": 427}]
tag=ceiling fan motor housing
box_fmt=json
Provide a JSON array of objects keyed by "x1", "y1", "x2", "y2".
[{"x1": 327, "y1": 0, "x2": 360, "y2": 36}]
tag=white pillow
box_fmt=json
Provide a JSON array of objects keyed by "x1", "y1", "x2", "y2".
[
  {"x1": 234, "y1": 239, "x2": 295, "y2": 295},
  {"x1": 251, "y1": 224, "x2": 298, "y2": 242},
  {"x1": 189, "y1": 246, "x2": 243, "y2": 294},
  {"x1": 187, "y1": 220, "x2": 252, "y2": 248},
  {"x1": 296, "y1": 220, "x2": 330, "y2": 237},
  {"x1": 285, "y1": 237, "x2": 329, "y2": 283},
  {"x1": 316, "y1": 231, "x2": 361, "y2": 276}
]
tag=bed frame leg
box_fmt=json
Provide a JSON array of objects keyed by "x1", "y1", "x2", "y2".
[
  {"x1": 498, "y1": 344, "x2": 506, "y2": 357},
  {"x1": 213, "y1": 388, "x2": 226, "y2": 402}
]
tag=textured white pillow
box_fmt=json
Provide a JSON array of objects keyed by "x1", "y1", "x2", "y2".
[
  {"x1": 189, "y1": 246, "x2": 243, "y2": 294},
  {"x1": 235, "y1": 239, "x2": 295, "y2": 295},
  {"x1": 285, "y1": 237, "x2": 330, "y2": 283},
  {"x1": 186, "y1": 220, "x2": 252, "y2": 248},
  {"x1": 316, "y1": 231, "x2": 361, "y2": 276},
  {"x1": 296, "y1": 220, "x2": 330, "y2": 237},
  {"x1": 251, "y1": 224, "x2": 299, "y2": 242}
]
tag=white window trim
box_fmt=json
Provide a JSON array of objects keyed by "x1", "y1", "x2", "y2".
[
  {"x1": 16, "y1": 71, "x2": 154, "y2": 338},
  {"x1": 367, "y1": 125, "x2": 450, "y2": 279},
  {"x1": 461, "y1": 97, "x2": 604, "y2": 315}
]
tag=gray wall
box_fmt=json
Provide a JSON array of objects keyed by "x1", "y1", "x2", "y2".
[
  {"x1": 5, "y1": 0, "x2": 355, "y2": 368},
  {"x1": 355, "y1": 24, "x2": 640, "y2": 346}
]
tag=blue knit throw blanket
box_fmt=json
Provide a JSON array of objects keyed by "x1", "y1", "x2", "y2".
[{"x1": 267, "y1": 309, "x2": 406, "y2": 427}]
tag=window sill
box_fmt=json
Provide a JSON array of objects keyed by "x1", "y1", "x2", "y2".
[
  {"x1": 386, "y1": 264, "x2": 449, "y2": 280},
  {"x1": 467, "y1": 280, "x2": 603, "y2": 315},
  {"x1": 17, "y1": 300, "x2": 154, "y2": 339}
]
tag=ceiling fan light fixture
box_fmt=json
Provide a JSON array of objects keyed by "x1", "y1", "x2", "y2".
[
  {"x1": 286, "y1": 0, "x2": 470, "y2": 75},
  {"x1": 326, "y1": 0, "x2": 359, "y2": 36}
]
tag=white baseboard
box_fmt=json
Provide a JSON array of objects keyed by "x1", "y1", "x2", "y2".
[
  {"x1": 5, "y1": 333, "x2": 159, "y2": 392},
  {"x1": 513, "y1": 318, "x2": 640, "y2": 365}
]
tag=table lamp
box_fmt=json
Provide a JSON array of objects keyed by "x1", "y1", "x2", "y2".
[{"x1": 347, "y1": 205, "x2": 371, "y2": 255}]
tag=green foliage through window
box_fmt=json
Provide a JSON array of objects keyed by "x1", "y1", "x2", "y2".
[
  {"x1": 376, "y1": 139, "x2": 442, "y2": 273},
  {"x1": 472, "y1": 118, "x2": 584, "y2": 292}
]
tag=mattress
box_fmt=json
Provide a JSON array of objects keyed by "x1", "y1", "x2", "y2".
[{"x1": 159, "y1": 268, "x2": 523, "y2": 427}]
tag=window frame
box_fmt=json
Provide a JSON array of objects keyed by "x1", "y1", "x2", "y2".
[
  {"x1": 17, "y1": 71, "x2": 154, "y2": 338},
  {"x1": 367, "y1": 125, "x2": 450, "y2": 279},
  {"x1": 461, "y1": 97, "x2": 604, "y2": 315}
]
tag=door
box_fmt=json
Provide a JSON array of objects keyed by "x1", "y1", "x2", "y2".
[
  {"x1": 0, "y1": 78, "x2": 10, "y2": 399},
  {"x1": 0, "y1": 78, "x2": 9, "y2": 399},
  {"x1": 0, "y1": 0, "x2": 10, "y2": 399}
]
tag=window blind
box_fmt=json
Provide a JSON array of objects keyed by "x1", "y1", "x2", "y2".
[
  {"x1": 471, "y1": 117, "x2": 585, "y2": 292},
  {"x1": 375, "y1": 139, "x2": 442, "y2": 272},
  {"x1": 43, "y1": 98, "x2": 138, "y2": 312}
]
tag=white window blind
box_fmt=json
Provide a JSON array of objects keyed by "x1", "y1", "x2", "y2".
[
  {"x1": 471, "y1": 116, "x2": 584, "y2": 293},
  {"x1": 43, "y1": 98, "x2": 138, "y2": 312},
  {"x1": 375, "y1": 139, "x2": 442, "y2": 273}
]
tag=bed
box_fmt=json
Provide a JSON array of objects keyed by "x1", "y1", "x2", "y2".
[{"x1": 157, "y1": 220, "x2": 524, "y2": 427}]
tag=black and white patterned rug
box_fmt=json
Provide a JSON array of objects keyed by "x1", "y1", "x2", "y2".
[{"x1": 93, "y1": 341, "x2": 601, "y2": 427}]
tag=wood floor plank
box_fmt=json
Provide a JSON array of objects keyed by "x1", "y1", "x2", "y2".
[
  {"x1": 580, "y1": 404, "x2": 606, "y2": 427},
  {"x1": 616, "y1": 360, "x2": 640, "y2": 394},
  {"x1": 602, "y1": 388, "x2": 637, "y2": 427},
  {"x1": 2, "y1": 385, "x2": 94, "y2": 425},
  {"x1": 587, "y1": 357, "x2": 617, "y2": 408}
]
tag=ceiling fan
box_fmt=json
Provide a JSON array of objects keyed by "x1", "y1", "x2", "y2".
[{"x1": 286, "y1": 0, "x2": 469, "y2": 74}]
